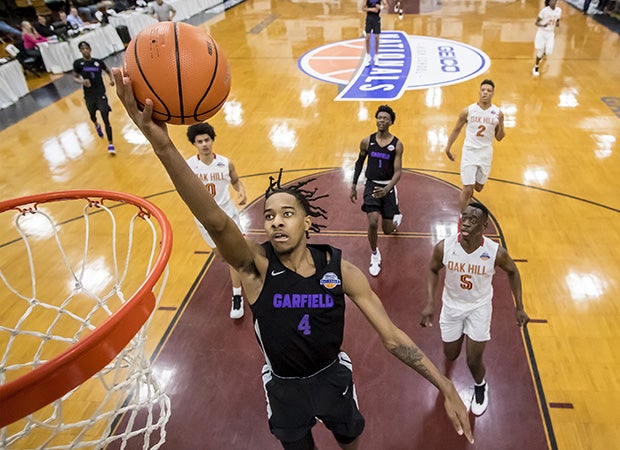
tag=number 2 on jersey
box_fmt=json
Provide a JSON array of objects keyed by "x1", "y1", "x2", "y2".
[
  {"x1": 298, "y1": 314, "x2": 311, "y2": 335},
  {"x1": 476, "y1": 125, "x2": 486, "y2": 137}
]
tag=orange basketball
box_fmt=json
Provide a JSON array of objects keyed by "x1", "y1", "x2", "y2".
[{"x1": 123, "y1": 22, "x2": 231, "y2": 125}]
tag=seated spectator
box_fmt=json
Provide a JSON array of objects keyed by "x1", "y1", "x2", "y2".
[
  {"x1": 34, "y1": 14, "x2": 55, "y2": 37},
  {"x1": 50, "y1": 11, "x2": 70, "y2": 38},
  {"x1": 21, "y1": 20, "x2": 48, "y2": 50},
  {"x1": 59, "y1": 11, "x2": 69, "y2": 25},
  {"x1": 66, "y1": 7, "x2": 85, "y2": 28}
]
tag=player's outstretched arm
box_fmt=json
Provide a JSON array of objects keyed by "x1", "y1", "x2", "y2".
[
  {"x1": 341, "y1": 259, "x2": 474, "y2": 444},
  {"x1": 495, "y1": 246, "x2": 529, "y2": 327},
  {"x1": 112, "y1": 68, "x2": 255, "y2": 273},
  {"x1": 445, "y1": 108, "x2": 468, "y2": 161},
  {"x1": 421, "y1": 240, "x2": 445, "y2": 327}
]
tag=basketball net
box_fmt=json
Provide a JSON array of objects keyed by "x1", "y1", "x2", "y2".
[{"x1": 0, "y1": 191, "x2": 172, "y2": 449}]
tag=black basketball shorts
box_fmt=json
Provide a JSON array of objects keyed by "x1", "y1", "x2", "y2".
[
  {"x1": 261, "y1": 352, "x2": 365, "y2": 444},
  {"x1": 365, "y1": 14, "x2": 381, "y2": 34},
  {"x1": 361, "y1": 180, "x2": 399, "y2": 219},
  {"x1": 85, "y1": 94, "x2": 111, "y2": 117}
]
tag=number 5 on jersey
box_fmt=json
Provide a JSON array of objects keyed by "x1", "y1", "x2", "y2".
[{"x1": 460, "y1": 274, "x2": 473, "y2": 290}]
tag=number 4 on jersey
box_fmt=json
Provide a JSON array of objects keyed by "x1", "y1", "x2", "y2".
[{"x1": 298, "y1": 314, "x2": 311, "y2": 335}]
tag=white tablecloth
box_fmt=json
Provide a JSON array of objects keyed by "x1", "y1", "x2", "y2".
[
  {"x1": 0, "y1": 59, "x2": 29, "y2": 109},
  {"x1": 168, "y1": 0, "x2": 204, "y2": 21},
  {"x1": 169, "y1": 0, "x2": 224, "y2": 21},
  {"x1": 38, "y1": 25, "x2": 125, "y2": 74},
  {"x1": 109, "y1": 11, "x2": 158, "y2": 38}
]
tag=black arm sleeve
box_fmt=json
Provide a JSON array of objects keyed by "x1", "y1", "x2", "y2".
[{"x1": 352, "y1": 152, "x2": 367, "y2": 186}]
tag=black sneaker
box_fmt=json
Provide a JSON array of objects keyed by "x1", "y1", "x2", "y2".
[{"x1": 230, "y1": 295, "x2": 244, "y2": 319}]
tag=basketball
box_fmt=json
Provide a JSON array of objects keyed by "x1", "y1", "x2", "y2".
[{"x1": 123, "y1": 22, "x2": 231, "y2": 125}]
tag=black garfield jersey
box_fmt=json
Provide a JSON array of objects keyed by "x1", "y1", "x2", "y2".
[
  {"x1": 73, "y1": 58, "x2": 108, "y2": 99},
  {"x1": 365, "y1": 133, "x2": 399, "y2": 182},
  {"x1": 251, "y1": 242, "x2": 346, "y2": 378}
]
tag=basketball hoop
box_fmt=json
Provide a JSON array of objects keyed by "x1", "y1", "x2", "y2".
[{"x1": 0, "y1": 190, "x2": 172, "y2": 449}]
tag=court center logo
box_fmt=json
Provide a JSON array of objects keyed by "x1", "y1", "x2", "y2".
[{"x1": 297, "y1": 31, "x2": 491, "y2": 101}]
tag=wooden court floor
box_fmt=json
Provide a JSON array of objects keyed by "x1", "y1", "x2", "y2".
[{"x1": 1, "y1": 0, "x2": 619, "y2": 449}]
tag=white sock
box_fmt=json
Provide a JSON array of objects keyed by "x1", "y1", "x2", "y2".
[
  {"x1": 475, "y1": 379, "x2": 486, "y2": 386},
  {"x1": 233, "y1": 287, "x2": 242, "y2": 296}
]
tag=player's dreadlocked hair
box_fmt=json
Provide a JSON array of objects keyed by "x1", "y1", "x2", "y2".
[{"x1": 265, "y1": 169, "x2": 328, "y2": 237}]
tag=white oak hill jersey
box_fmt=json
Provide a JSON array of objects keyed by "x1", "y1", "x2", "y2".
[
  {"x1": 441, "y1": 234, "x2": 499, "y2": 311},
  {"x1": 462, "y1": 103, "x2": 501, "y2": 166},
  {"x1": 537, "y1": 6, "x2": 562, "y2": 32},
  {"x1": 186, "y1": 154, "x2": 234, "y2": 212}
]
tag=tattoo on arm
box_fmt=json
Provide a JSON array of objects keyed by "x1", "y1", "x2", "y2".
[{"x1": 391, "y1": 344, "x2": 439, "y2": 387}]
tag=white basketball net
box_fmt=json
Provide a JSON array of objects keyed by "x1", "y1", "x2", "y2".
[{"x1": 0, "y1": 195, "x2": 171, "y2": 449}]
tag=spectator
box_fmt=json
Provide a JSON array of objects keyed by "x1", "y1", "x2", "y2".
[
  {"x1": 34, "y1": 14, "x2": 55, "y2": 37},
  {"x1": 66, "y1": 7, "x2": 85, "y2": 28},
  {"x1": 149, "y1": 0, "x2": 176, "y2": 22},
  {"x1": 21, "y1": 20, "x2": 47, "y2": 50}
]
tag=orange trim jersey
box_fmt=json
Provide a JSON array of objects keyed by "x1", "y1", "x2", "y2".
[
  {"x1": 441, "y1": 234, "x2": 499, "y2": 311},
  {"x1": 186, "y1": 154, "x2": 234, "y2": 212}
]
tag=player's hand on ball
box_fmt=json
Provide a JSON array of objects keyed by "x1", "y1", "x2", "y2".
[{"x1": 113, "y1": 68, "x2": 170, "y2": 148}]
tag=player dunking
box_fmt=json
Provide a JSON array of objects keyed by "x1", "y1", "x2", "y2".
[
  {"x1": 420, "y1": 202, "x2": 529, "y2": 416},
  {"x1": 444, "y1": 79, "x2": 505, "y2": 213},
  {"x1": 350, "y1": 104, "x2": 403, "y2": 277},
  {"x1": 185, "y1": 122, "x2": 247, "y2": 319},
  {"x1": 114, "y1": 68, "x2": 474, "y2": 449}
]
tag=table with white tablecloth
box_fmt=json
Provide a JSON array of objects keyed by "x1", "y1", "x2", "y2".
[
  {"x1": 108, "y1": 11, "x2": 158, "y2": 38},
  {"x1": 0, "y1": 59, "x2": 29, "y2": 109},
  {"x1": 38, "y1": 25, "x2": 125, "y2": 74},
  {"x1": 167, "y1": 0, "x2": 203, "y2": 21},
  {"x1": 111, "y1": 0, "x2": 225, "y2": 30},
  {"x1": 169, "y1": 0, "x2": 224, "y2": 21}
]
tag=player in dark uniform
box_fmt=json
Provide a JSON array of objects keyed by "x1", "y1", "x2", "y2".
[
  {"x1": 113, "y1": 69, "x2": 474, "y2": 450},
  {"x1": 361, "y1": 0, "x2": 387, "y2": 65},
  {"x1": 72, "y1": 41, "x2": 116, "y2": 155},
  {"x1": 350, "y1": 104, "x2": 403, "y2": 277}
]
